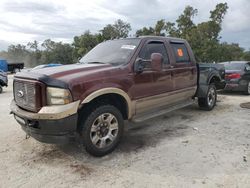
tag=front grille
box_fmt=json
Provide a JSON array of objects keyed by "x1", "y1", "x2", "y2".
[{"x1": 14, "y1": 80, "x2": 43, "y2": 112}]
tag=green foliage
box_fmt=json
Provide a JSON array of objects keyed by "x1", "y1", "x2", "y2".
[
  {"x1": 73, "y1": 19, "x2": 131, "y2": 60},
  {"x1": 243, "y1": 51, "x2": 250, "y2": 60},
  {"x1": 0, "y1": 40, "x2": 75, "y2": 67},
  {"x1": 40, "y1": 39, "x2": 74, "y2": 64},
  {"x1": 0, "y1": 19, "x2": 132, "y2": 67},
  {"x1": 135, "y1": 3, "x2": 247, "y2": 62},
  {"x1": 72, "y1": 31, "x2": 100, "y2": 60},
  {"x1": 100, "y1": 19, "x2": 131, "y2": 40},
  {"x1": 0, "y1": 12, "x2": 249, "y2": 67},
  {"x1": 136, "y1": 27, "x2": 155, "y2": 36},
  {"x1": 154, "y1": 19, "x2": 166, "y2": 36}
]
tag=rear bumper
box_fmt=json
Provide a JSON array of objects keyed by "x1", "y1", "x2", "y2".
[
  {"x1": 224, "y1": 80, "x2": 248, "y2": 92},
  {"x1": 10, "y1": 100, "x2": 79, "y2": 144}
]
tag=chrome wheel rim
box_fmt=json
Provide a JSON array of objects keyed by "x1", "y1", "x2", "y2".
[
  {"x1": 90, "y1": 113, "x2": 119, "y2": 149},
  {"x1": 207, "y1": 87, "x2": 216, "y2": 106}
]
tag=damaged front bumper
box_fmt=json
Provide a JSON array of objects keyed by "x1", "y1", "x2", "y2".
[{"x1": 10, "y1": 100, "x2": 80, "y2": 144}]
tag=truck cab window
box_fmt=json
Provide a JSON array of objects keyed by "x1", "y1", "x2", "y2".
[
  {"x1": 170, "y1": 43, "x2": 190, "y2": 63},
  {"x1": 139, "y1": 42, "x2": 169, "y2": 65}
]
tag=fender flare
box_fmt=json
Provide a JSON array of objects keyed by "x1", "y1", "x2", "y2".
[
  {"x1": 207, "y1": 72, "x2": 221, "y2": 85},
  {"x1": 81, "y1": 87, "x2": 133, "y2": 119}
]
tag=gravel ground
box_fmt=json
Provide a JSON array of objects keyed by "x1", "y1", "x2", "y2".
[{"x1": 0, "y1": 76, "x2": 250, "y2": 188}]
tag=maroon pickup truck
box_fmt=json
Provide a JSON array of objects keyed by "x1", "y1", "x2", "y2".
[{"x1": 11, "y1": 36, "x2": 223, "y2": 156}]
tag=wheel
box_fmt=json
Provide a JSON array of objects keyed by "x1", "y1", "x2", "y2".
[
  {"x1": 198, "y1": 84, "x2": 217, "y2": 111},
  {"x1": 0, "y1": 86, "x2": 2, "y2": 94},
  {"x1": 245, "y1": 81, "x2": 250, "y2": 95},
  {"x1": 80, "y1": 104, "x2": 124, "y2": 157}
]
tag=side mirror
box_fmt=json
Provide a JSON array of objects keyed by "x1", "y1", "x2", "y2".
[
  {"x1": 134, "y1": 58, "x2": 146, "y2": 73},
  {"x1": 151, "y1": 53, "x2": 163, "y2": 72}
]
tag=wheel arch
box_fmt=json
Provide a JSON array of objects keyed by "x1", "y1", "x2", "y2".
[
  {"x1": 80, "y1": 88, "x2": 133, "y2": 119},
  {"x1": 208, "y1": 75, "x2": 222, "y2": 90}
]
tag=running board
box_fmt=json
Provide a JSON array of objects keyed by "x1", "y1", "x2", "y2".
[{"x1": 132, "y1": 100, "x2": 195, "y2": 123}]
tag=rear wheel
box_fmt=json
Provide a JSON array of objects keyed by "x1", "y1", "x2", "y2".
[
  {"x1": 198, "y1": 84, "x2": 217, "y2": 111},
  {"x1": 80, "y1": 104, "x2": 124, "y2": 157},
  {"x1": 0, "y1": 86, "x2": 2, "y2": 94},
  {"x1": 245, "y1": 81, "x2": 250, "y2": 95}
]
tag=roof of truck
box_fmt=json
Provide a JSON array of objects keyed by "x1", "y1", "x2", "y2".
[
  {"x1": 109, "y1": 36, "x2": 187, "y2": 43},
  {"x1": 138, "y1": 35, "x2": 185, "y2": 41}
]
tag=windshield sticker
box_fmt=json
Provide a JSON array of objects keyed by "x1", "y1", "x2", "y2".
[
  {"x1": 177, "y1": 48, "x2": 184, "y2": 57},
  {"x1": 121, "y1": 45, "x2": 136, "y2": 50}
]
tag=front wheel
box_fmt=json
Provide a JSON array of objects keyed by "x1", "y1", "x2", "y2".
[
  {"x1": 198, "y1": 84, "x2": 217, "y2": 111},
  {"x1": 80, "y1": 105, "x2": 124, "y2": 157}
]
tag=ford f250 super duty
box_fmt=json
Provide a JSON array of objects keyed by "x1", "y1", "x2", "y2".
[{"x1": 10, "y1": 36, "x2": 224, "y2": 156}]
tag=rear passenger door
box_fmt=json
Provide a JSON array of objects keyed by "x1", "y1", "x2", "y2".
[{"x1": 169, "y1": 42, "x2": 197, "y2": 96}]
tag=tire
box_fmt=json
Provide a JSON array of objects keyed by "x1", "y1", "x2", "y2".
[
  {"x1": 79, "y1": 104, "x2": 124, "y2": 157},
  {"x1": 0, "y1": 86, "x2": 2, "y2": 94},
  {"x1": 245, "y1": 81, "x2": 250, "y2": 95},
  {"x1": 198, "y1": 84, "x2": 217, "y2": 111}
]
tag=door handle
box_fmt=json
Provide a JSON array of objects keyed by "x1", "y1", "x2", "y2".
[{"x1": 170, "y1": 65, "x2": 174, "y2": 69}]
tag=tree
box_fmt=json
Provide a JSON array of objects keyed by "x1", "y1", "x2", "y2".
[
  {"x1": 154, "y1": 19, "x2": 166, "y2": 36},
  {"x1": 27, "y1": 40, "x2": 42, "y2": 64},
  {"x1": 164, "y1": 3, "x2": 229, "y2": 62},
  {"x1": 243, "y1": 51, "x2": 250, "y2": 61},
  {"x1": 136, "y1": 27, "x2": 155, "y2": 36},
  {"x1": 175, "y1": 6, "x2": 198, "y2": 39},
  {"x1": 136, "y1": 3, "x2": 229, "y2": 62},
  {"x1": 41, "y1": 39, "x2": 74, "y2": 64},
  {"x1": 6, "y1": 44, "x2": 30, "y2": 63},
  {"x1": 113, "y1": 19, "x2": 132, "y2": 38},
  {"x1": 100, "y1": 19, "x2": 131, "y2": 40},
  {"x1": 72, "y1": 31, "x2": 100, "y2": 60}
]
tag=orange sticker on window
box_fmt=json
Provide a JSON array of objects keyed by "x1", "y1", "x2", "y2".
[{"x1": 177, "y1": 49, "x2": 184, "y2": 57}]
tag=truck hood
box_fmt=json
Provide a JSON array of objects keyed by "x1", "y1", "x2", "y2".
[
  {"x1": 31, "y1": 63, "x2": 112, "y2": 79},
  {"x1": 15, "y1": 63, "x2": 116, "y2": 88}
]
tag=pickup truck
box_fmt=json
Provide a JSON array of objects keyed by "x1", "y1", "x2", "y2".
[{"x1": 10, "y1": 36, "x2": 224, "y2": 156}]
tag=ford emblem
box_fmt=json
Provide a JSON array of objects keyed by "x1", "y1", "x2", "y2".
[{"x1": 17, "y1": 90, "x2": 24, "y2": 98}]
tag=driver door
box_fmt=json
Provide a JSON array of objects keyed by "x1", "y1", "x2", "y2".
[{"x1": 131, "y1": 40, "x2": 174, "y2": 114}]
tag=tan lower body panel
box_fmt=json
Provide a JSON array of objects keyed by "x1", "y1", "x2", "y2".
[
  {"x1": 134, "y1": 87, "x2": 196, "y2": 115},
  {"x1": 10, "y1": 100, "x2": 80, "y2": 120}
]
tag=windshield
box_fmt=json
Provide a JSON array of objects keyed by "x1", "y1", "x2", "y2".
[
  {"x1": 79, "y1": 39, "x2": 141, "y2": 65},
  {"x1": 224, "y1": 62, "x2": 245, "y2": 70}
]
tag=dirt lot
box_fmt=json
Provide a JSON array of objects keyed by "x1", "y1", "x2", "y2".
[{"x1": 0, "y1": 76, "x2": 250, "y2": 188}]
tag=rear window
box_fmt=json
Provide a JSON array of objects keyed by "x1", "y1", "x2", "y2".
[
  {"x1": 224, "y1": 63, "x2": 245, "y2": 70},
  {"x1": 170, "y1": 43, "x2": 190, "y2": 63}
]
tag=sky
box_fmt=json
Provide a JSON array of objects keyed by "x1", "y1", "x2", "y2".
[{"x1": 0, "y1": 0, "x2": 249, "y2": 51}]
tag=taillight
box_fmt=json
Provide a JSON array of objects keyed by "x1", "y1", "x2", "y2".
[{"x1": 225, "y1": 73, "x2": 241, "y2": 79}]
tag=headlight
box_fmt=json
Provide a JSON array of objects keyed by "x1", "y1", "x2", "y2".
[{"x1": 46, "y1": 87, "x2": 72, "y2": 105}]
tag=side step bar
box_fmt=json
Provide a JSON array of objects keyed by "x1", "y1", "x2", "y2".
[{"x1": 132, "y1": 100, "x2": 195, "y2": 123}]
